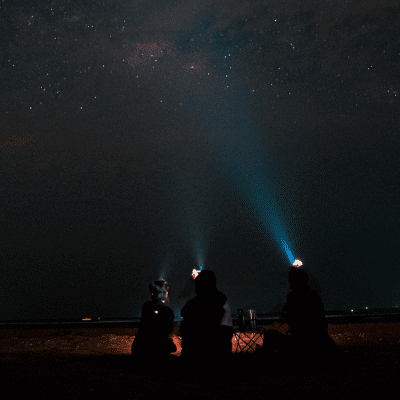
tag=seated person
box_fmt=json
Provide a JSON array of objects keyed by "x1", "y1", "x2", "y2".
[
  {"x1": 262, "y1": 267, "x2": 337, "y2": 361},
  {"x1": 180, "y1": 270, "x2": 232, "y2": 361},
  {"x1": 131, "y1": 279, "x2": 177, "y2": 363}
]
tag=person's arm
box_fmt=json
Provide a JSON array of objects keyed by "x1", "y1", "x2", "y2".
[
  {"x1": 281, "y1": 299, "x2": 289, "y2": 324},
  {"x1": 180, "y1": 302, "x2": 188, "y2": 337},
  {"x1": 136, "y1": 302, "x2": 152, "y2": 336},
  {"x1": 167, "y1": 308, "x2": 175, "y2": 335},
  {"x1": 312, "y1": 291, "x2": 328, "y2": 331},
  {"x1": 281, "y1": 292, "x2": 298, "y2": 328},
  {"x1": 221, "y1": 302, "x2": 233, "y2": 327},
  {"x1": 180, "y1": 300, "x2": 196, "y2": 337}
]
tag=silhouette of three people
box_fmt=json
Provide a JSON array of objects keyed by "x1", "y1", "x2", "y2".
[{"x1": 132, "y1": 267, "x2": 337, "y2": 367}]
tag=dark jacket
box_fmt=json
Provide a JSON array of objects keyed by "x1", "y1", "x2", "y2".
[
  {"x1": 180, "y1": 289, "x2": 227, "y2": 358},
  {"x1": 131, "y1": 301, "x2": 176, "y2": 358},
  {"x1": 282, "y1": 287, "x2": 328, "y2": 338}
]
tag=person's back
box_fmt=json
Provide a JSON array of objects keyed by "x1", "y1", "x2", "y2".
[
  {"x1": 136, "y1": 300, "x2": 175, "y2": 341},
  {"x1": 131, "y1": 279, "x2": 176, "y2": 362},
  {"x1": 283, "y1": 286, "x2": 328, "y2": 338},
  {"x1": 180, "y1": 270, "x2": 227, "y2": 361},
  {"x1": 281, "y1": 267, "x2": 337, "y2": 361}
]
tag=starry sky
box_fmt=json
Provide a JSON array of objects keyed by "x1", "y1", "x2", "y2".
[{"x1": 1, "y1": 0, "x2": 400, "y2": 321}]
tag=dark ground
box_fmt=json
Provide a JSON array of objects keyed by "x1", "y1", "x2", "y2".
[{"x1": 0, "y1": 341, "x2": 399, "y2": 399}]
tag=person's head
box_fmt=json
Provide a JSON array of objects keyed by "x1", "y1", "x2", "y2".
[
  {"x1": 194, "y1": 270, "x2": 217, "y2": 295},
  {"x1": 288, "y1": 267, "x2": 309, "y2": 290},
  {"x1": 149, "y1": 278, "x2": 169, "y2": 303}
]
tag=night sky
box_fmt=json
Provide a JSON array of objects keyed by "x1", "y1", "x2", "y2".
[{"x1": 1, "y1": 0, "x2": 399, "y2": 321}]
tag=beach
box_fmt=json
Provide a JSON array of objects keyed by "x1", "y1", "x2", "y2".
[{"x1": 0, "y1": 322, "x2": 399, "y2": 398}]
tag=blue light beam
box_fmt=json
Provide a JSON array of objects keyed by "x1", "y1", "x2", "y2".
[{"x1": 167, "y1": 44, "x2": 298, "y2": 265}]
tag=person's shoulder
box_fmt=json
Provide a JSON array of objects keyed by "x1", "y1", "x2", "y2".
[
  {"x1": 216, "y1": 290, "x2": 227, "y2": 305},
  {"x1": 308, "y1": 288, "x2": 322, "y2": 300},
  {"x1": 184, "y1": 297, "x2": 196, "y2": 306},
  {"x1": 140, "y1": 301, "x2": 154, "y2": 318},
  {"x1": 309, "y1": 289, "x2": 325, "y2": 307},
  {"x1": 142, "y1": 301, "x2": 154, "y2": 310},
  {"x1": 181, "y1": 298, "x2": 196, "y2": 313},
  {"x1": 287, "y1": 290, "x2": 295, "y2": 300}
]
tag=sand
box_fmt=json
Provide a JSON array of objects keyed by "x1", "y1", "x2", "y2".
[
  {"x1": 0, "y1": 322, "x2": 399, "y2": 398},
  {"x1": 3, "y1": 322, "x2": 398, "y2": 357}
]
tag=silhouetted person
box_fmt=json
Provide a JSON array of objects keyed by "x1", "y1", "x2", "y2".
[
  {"x1": 262, "y1": 267, "x2": 337, "y2": 363},
  {"x1": 283, "y1": 267, "x2": 327, "y2": 336},
  {"x1": 180, "y1": 270, "x2": 233, "y2": 363},
  {"x1": 131, "y1": 279, "x2": 177, "y2": 364}
]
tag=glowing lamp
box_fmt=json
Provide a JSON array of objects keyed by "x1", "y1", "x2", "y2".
[
  {"x1": 292, "y1": 259, "x2": 303, "y2": 267},
  {"x1": 192, "y1": 269, "x2": 201, "y2": 279}
]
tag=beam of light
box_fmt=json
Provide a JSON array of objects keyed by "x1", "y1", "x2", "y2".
[
  {"x1": 206, "y1": 93, "x2": 297, "y2": 264},
  {"x1": 151, "y1": 37, "x2": 299, "y2": 266},
  {"x1": 282, "y1": 239, "x2": 296, "y2": 265},
  {"x1": 158, "y1": 258, "x2": 170, "y2": 282},
  {"x1": 211, "y1": 118, "x2": 298, "y2": 265},
  {"x1": 173, "y1": 207, "x2": 207, "y2": 281},
  {"x1": 171, "y1": 165, "x2": 210, "y2": 278},
  {"x1": 193, "y1": 237, "x2": 205, "y2": 272}
]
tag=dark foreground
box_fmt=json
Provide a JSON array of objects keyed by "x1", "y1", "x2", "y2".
[{"x1": 0, "y1": 342, "x2": 399, "y2": 399}]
